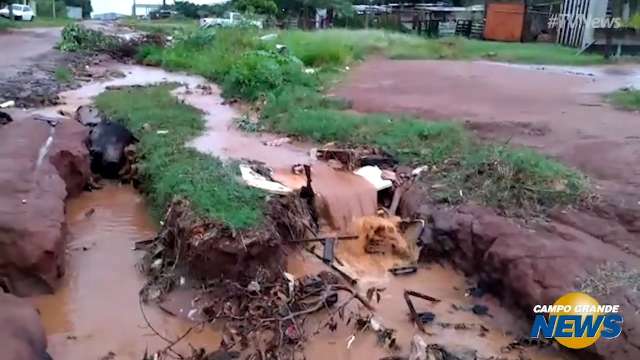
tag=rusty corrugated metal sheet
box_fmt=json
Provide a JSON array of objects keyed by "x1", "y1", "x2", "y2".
[{"x1": 484, "y1": 2, "x2": 525, "y2": 42}]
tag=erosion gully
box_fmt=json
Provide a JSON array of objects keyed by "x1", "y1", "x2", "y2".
[{"x1": 29, "y1": 63, "x2": 569, "y2": 360}]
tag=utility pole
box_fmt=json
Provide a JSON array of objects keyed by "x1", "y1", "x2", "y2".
[
  {"x1": 133, "y1": 0, "x2": 137, "y2": 17},
  {"x1": 52, "y1": 0, "x2": 56, "y2": 18}
]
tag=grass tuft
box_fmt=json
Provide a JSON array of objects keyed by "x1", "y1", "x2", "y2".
[
  {"x1": 95, "y1": 85, "x2": 266, "y2": 229},
  {"x1": 608, "y1": 89, "x2": 640, "y2": 111},
  {"x1": 54, "y1": 66, "x2": 72, "y2": 83}
]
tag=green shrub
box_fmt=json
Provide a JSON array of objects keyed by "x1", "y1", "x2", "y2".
[
  {"x1": 222, "y1": 50, "x2": 314, "y2": 100},
  {"x1": 608, "y1": 89, "x2": 640, "y2": 111},
  {"x1": 54, "y1": 66, "x2": 72, "y2": 83},
  {"x1": 58, "y1": 24, "x2": 118, "y2": 52}
]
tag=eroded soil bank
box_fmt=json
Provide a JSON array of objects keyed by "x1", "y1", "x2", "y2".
[{"x1": 3, "y1": 61, "x2": 633, "y2": 360}]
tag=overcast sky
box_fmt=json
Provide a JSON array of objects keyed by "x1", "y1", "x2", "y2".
[{"x1": 91, "y1": 0, "x2": 227, "y2": 15}]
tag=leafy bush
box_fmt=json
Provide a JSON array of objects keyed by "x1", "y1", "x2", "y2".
[
  {"x1": 222, "y1": 50, "x2": 314, "y2": 100},
  {"x1": 58, "y1": 24, "x2": 118, "y2": 52}
]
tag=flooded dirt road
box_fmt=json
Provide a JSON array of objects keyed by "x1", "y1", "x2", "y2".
[
  {"x1": 333, "y1": 59, "x2": 640, "y2": 195},
  {"x1": 32, "y1": 184, "x2": 220, "y2": 359}
]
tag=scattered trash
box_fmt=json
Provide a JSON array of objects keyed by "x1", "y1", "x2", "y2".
[
  {"x1": 416, "y1": 312, "x2": 436, "y2": 324},
  {"x1": 133, "y1": 239, "x2": 155, "y2": 250},
  {"x1": 465, "y1": 286, "x2": 486, "y2": 298},
  {"x1": 471, "y1": 304, "x2": 490, "y2": 316},
  {"x1": 0, "y1": 100, "x2": 15, "y2": 108},
  {"x1": 263, "y1": 137, "x2": 291, "y2": 147},
  {"x1": 409, "y1": 334, "x2": 427, "y2": 360},
  {"x1": 389, "y1": 265, "x2": 418, "y2": 276},
  {"x1": 316, "y1": 146, "x2": 396, "y2": 171},
  {"x1": 404, "y1": 290, "x2": 441, "y2": 332},
  {"x1": 156, "y1": 130, "x2": 169, "y2": 135},
  {"x1": 307, "y1": 245, "x2": 358, "y2": 285},
  {"x1": 411, "y1": 165, "x2": 428, "y2": 176},
  {"x1": 259, "y1": 33, "x2": 277, "y2": 41},
  {"x1": 239, "y1": 164, "x2": 292, "y2": 195},
  {"x1": 322, "y1": 238, "x2": 336, "y2": 264},
  {"x1": 0, "y1": 111, "x2": 12, "y2": 126},
  {"x1": 354, "y1": 166, "x2": 393, "y2": 191},
  {"x1": 84, "y1": 208, "x2": 95, "y2": 218}
]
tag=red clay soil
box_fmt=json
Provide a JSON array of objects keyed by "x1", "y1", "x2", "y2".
[
  {"x1": 337, "y1": 60, "x2": 640, "y2": 360},
  {"x1": 0, "y1": 292, "x2": 50, "y2": 360},
  {"x1": 333, "y1": 59, "x2": 640, "y2": 194},
  {"x1": 0, "y1": 115, "x2": 90, "y2": 296}
]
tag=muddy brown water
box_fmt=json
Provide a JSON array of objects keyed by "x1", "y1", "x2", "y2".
[
  {"x1": 31, "y1": 184, "x2": 220, "y2": 359},
  {"x1": 23, "y1": 63, "x2": 575, "y2": 359}
]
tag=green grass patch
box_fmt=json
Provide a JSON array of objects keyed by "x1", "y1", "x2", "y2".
[
  {"x1": 276, "y1": 29, "x2": 606, "y2": 66},
  {"x1": 95, "y1": 85, "x2": 266, "y2": 229},
  {"x1": 134, "y1": 28, "x2": 589, "y2": 214},
  {"x1": 261, "y1": 86, "x2": 587, "y2": 214},
  {"x1": 54, "y1": 66, "x2": 72, "y2": 83},
  {"x1": 608, "y1": 89, "x2": 640, "y2": 111}
]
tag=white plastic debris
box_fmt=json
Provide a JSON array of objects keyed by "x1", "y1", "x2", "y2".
[
  {"x1": 151, "y1": 258, "x2": 163, "y2": 270},
  {"x1": 156, "y1": 130, "x2": 169, "y2": 135},
  {"x1": 187, "y1": 308, "x2": 199, "y2": 321},
  {"x1": 0, "y1": 100, "x2": 15, "y2": 108},
  {"x1": 354, "y1": 166, "x2": 393, "y2": 190},
  {"x1": 369, "y1": 317, "x2": 383, "y2": 331},
  {"x1": 304, "y1": 68, "x2": 317, "y2": 74},
  {"x1": 240, "y1": 164, "x2": 292, "y2": 195},
  {"x1": 260, "y1": 33, "x2": 277, "y2": 41},
  {"x1": 412, "y1": 165, "x2": 429, "y2": 176},
  {"x1": 284, "y1": 272, "x2": 296, "y2": 298},
  {"x1": 247, "y1": 280, "x2": 261, "y2": 292},
  {"x1": 346, "y1": 334, "x2": 356, "y2": 349},
  {"x1": 409, "y1": 334, "x2": 427, "y2": 360}
]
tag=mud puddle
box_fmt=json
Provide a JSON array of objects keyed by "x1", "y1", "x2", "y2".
[
  {"x1": 485, "y1": 61, "x2": 640, "y2": 93},
  {"x1": 288, "y1": 252, "x2": 570, "y2": 360},
  {"x1": 31, "y1": 184, "x2": 220, "y2": 359}
]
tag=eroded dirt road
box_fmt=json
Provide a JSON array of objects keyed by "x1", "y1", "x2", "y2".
[
  {"x1": 333, "y1": 59, "x2": 640, "y2": 198},
  {"x1": 0, "y1": 27, "x2": 61, "y2": 77}
]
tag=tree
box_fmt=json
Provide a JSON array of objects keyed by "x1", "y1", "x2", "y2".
[
  {"x1": 175, "y1": 0, "x2": 231, "y2": 18},
  {"x1": 233, "y1": 0, "x2": 278, "y2": 16}
]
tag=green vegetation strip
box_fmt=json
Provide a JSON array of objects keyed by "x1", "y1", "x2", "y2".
[
  {"x1": 130, "y1": 27, "x2": 588, "y2": 219},
  {"x1": 608, "y1": 89, "x2": 640, "y2": 111},
  {"x1": 95, "y1": 85, "x2": 265, "y2": 229},
  {"x1": 261, "y1": 86, "x2": 586, "y2": 213}
]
